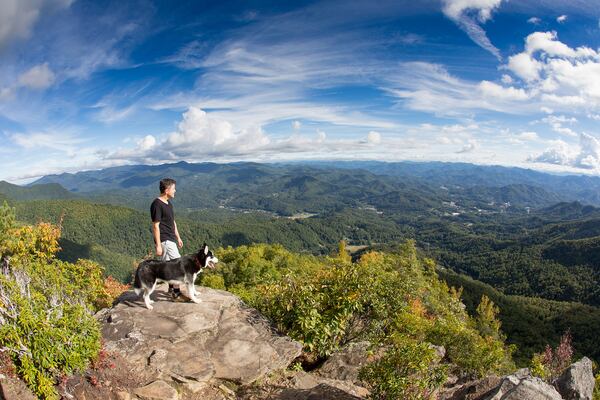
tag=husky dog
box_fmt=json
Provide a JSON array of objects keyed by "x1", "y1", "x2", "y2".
[{"x1": 134, "y1": 243, "x2": 218, "y2": 310}]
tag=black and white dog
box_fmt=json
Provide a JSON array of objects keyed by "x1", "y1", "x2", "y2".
[{"x1": 133, "y1": 244, "x2": 219, "y2": 310}]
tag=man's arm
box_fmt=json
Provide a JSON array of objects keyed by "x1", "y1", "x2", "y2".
[
  {"x1": 153, "y1": 221, "x2": 163, "y2": 256},
  {"x1": 174, "y1": 221, "x2": 183, "y2": 248}
]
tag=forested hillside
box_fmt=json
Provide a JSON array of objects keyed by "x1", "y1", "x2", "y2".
[{"x1": 4, "y1": 161, "x2": 600, "y2": 370}]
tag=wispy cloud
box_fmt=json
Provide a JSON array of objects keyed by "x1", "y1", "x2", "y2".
[{"x1": 441, "y1": 0, "x2": 504, "y2": 60}]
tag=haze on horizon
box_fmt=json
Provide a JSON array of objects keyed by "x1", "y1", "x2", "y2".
[{"x1": 2, "y1": 0, "x2": 600, "y2": 184}]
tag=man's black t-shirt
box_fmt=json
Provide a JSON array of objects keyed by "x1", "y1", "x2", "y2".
[{"x1": 150, "y1": 198, "x2": 177, "y2": 242}]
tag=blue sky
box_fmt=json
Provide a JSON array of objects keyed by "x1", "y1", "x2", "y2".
[{"x1": 2, "y1": 0, "x2": 600, "y2": 183}]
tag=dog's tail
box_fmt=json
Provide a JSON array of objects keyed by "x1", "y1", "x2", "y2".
[{"x1": 133, "y1": 264, "x2": 143, "y2": 295}]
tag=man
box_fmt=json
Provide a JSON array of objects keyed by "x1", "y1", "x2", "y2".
[{"x1": 150, "y1": 177, "x2": 186, "y2": 300}]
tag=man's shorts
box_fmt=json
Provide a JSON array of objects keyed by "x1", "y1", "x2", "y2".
[{"x1": 160, "y1": 240, "x2": 181, "y2": 261}]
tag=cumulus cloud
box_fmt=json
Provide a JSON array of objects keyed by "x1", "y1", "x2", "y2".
[
  {"x1": 556, "y1": 15, "x2": 568, "y2": 24},
  {"x1": 529, "y1": 133, "x2": 600, "y2": 170},
  {"x1": 441, "y1": 0, "x2": 504, "y2": 60},
  {"x1": 292, "y1": 120, "x2": 301, "y2": 130},
  {"x1": 478, "y1": 80, "x2": 530, "y2": 100},
  {"x1": 17, "y1": 62, "x2": 55, "y2": 90},
  {"x1": 500, "y1": 31, "x2": 600, "y2": 116},
  {"x1": 106, "y1": 107, "x2": 389, "y2": 163},
  {"x1": 506, "y1": 53, "x2": 541, "y2": 82},
  {"x1": 527, "y1": 17, "x2": 541, "y2": 25},
  {"x1": 367, "y1": 130, "x2": 381, "y2": 144}
]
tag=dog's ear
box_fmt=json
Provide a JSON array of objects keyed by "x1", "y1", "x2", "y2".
[{"x1": 204, "y1": 244, "x2": 208, "y2": 255}]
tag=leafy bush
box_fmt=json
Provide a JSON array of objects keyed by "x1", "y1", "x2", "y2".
[
  {"x1": 0, "y1": 202, "x2": 103, "y2": 399},
  {"x1": 359, "y1": 334, "x2": 447, "y2": 400},
  {"x1": 210, "y1": 240, "x2": 514, "y2": 396}
]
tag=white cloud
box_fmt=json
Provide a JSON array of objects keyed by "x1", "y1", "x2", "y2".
[
  {"x1": 478, "y1": 80, "x2": 530, "y2": 100},
  {"x1": 524, "y1": 31, "x2": 590, "y2": 58},
  {"x1": 556, "y1": 15, "x2": 568, "y2": 23},
  {"x1": 8, "y1": 130, "x2": 85, "y2": 155},
  {"x1": 17, "y1": 62, "x2": 55, "y2": 90},
  {"x1": 518, "y1": 131, "x2": 539, "y2": 141},
  {"x1": 386, "y1": 62, "x2": 537, "y2": 116},
  {"x1": 527, "y1": 17, "x2": 541, "y2": 25},
  {"x1": 529, "y1": 139, "x2": 574, "y2": 165},
  {"x1": 539, "y1": 114, "x2": 578, "y2": 137},
  {"x1": 93, "y1": 104, "x2": 136, "y2": 123},
  {"x1": 292, "y1": 120, "x2": 301, "y2": 130},
  {"x1": 529, "y1": 133, "x2": 600, "y2": 170},
  {"x1": 501, "y1": 74, "x2": 513, "y2": 84},
  {"x1": 105, "y1": 107, "x2": 394, "y2": 163},
  {"x1": 456, "y1": 139, "x2": 478, "y2": 153},
  {"x1": 506, "y1": 52, "x2": 541, "y2": 81},
  {"x1": 367, "y1": 130, "x2": 381, "y2": 144},
  {"x1": 0, "y1": 0, "x2": 73, "y2": 50},
  {"x1": 441, "y1": 0, "x2": 504, "y2": 60}
]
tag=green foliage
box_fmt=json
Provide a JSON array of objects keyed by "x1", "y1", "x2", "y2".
[
  {"x1": 440, "y1": 270, "x2": 600, "y2": 367},
  {"x1": 209, "y1": 241, "x2": 514, "y2": 397},
  {"x1": 359, "y1": 335, "x2": 448, "y2": 400},
  {"x1": 0, "y1": 207, "x2": 103, "y2": 399},
  {"x1": 593, "y1": 373, "x2": 600, "y2": 400},
  {"x1": 337, "y1": 240, "x2": 351, "y2": 262},
  {"x1": 475, "y1": 295, "x2": 503, "y2": 340},
  {"x1": 201, "y1": 273, "x2": 225, "y2": 290}
]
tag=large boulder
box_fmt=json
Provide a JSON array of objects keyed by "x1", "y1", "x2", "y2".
[
  {"x1": 439, "y1": 375, "x2": 501, "y2": 400},
  {"x1": 483, "y1": 369, "x2": 563, "y2": 400},
  {"x1": 316, "y1": 341, "x2": 371, "y2": 383},
  {"x1": 554, "y1": 357, "x2": 595, "y2": 400},
  {"x1": 98, "y1": 285, "x2": 302, "y2": 396}
]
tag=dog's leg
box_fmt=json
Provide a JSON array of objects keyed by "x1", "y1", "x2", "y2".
[
  {"x1": 187, "y1": 276, "x2": 201, "y2": 304},
  {"x1": 148, "y1": 282, "x2": 156, "y2": 304},
  {"x1": 143, "y1": 287, "x2": 154, "y2": 310},
  {"x1": 190, "y1": 273, "x2": 198, "y2": 297}
]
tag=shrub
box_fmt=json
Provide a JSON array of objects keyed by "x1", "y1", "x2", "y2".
[
  {"x1": 359, "y1": 335, "x2": 447, "y2": 400},
  {"x1": 0, "y1": 204, "x2": 103, "y2": 399},
  {"x1": 201, "y1": 273, "x2": 226, "y2": 290}
]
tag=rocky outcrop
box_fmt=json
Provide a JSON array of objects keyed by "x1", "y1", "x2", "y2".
[
  {"x1": 483, "y1": 370, "x2": 563, "y2": 400},
  {"x1": 316, "y1": 341, "x2": 371, "y2": 383},
  {"x1": 442, "y1": 364, "x2": 596, "y2": 400},
  {"x1": 554, "y1": 357, "x2": 595, "y2": 400},
  {"x1": 0, "y1": 375, "x2": 37, "y2": 400},
  {"x1": 93, "y1": 285, "x2": 303, "y2": 399},
  {"x1": 439, "y1": 375, "x2": 502, "y2": 400}
]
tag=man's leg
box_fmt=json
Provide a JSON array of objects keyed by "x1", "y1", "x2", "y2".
[{"x1": 162, "y1": 240, "x2": 183, "y2": 298}]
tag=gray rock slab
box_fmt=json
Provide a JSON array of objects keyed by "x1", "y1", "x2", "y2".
[
  {"x1": 317, "y1": 341, "x2": 371, "y2": 383},
  {"x1": 555, "y1": 357, "x2": 595, "y2": 400},
  {"x1": 484, "y1": 375, "x2": 562, "y2": 400},
  {"x1": 133, "y1": 380, "x2": 178, "y2": 400},
  {"x1": 100, "y1": 285, "x2": 302, "y2": 388}
]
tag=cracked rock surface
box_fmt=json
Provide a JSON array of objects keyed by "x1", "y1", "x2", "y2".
[{"x1": 96, "y1": 284, "x2": 302, "y2": 397}]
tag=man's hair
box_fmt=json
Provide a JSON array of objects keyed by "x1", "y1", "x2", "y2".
[{"x1": 159, "y1": 178, "x2": 176, "y2": 194}]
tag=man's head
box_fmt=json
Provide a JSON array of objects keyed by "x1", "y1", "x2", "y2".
[{"x1": 159, "y1": 178, "x2": 177, "y2": 198}]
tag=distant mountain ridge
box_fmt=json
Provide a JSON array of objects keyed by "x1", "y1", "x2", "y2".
[
  {"x1": 0, "y1": 180, "x2": 77, "y2": 201},
  {"x1": 29, "y1": 160, "x2": 600, "y2": 207}
]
